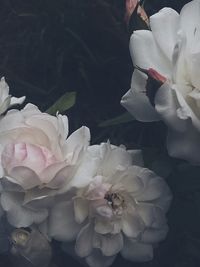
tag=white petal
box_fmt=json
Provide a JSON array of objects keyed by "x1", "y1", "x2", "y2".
[
  {"x1": 75, "y1": 223, "x2": 94, "y2": 257},
  {"x1": 10, "y1": 96, "x2": 26, "y2": 106},
  {"x1": 122, "y1": 212, "x2": 144, "y2": 238},
  {"x1": 155, "y1": 83, "x2": 190, "y2": 131},
  {"x1": 66, "y1": 148, "x2": 100, "y2": 189},
  {"x1": 130, "y1": 30, "x2": 172, "y2": 77},
  {"x1": 86, "y1": 249, "x2": 116, "y2": 267},
  {"x1": 49, "y1": 201, "x2": 81, "y2": 241},
  {"x1": 1, "y1": 192, "x2": 48, "y2": 227},
  {"x1": 64, "y1": 126, "x2": 90, "y2": 163},
  {"x1": 137, "y1": 204, "x2": 166, "y2": 227},
  {"x1": 121, "y1": 238, "x2": 153, "y2": 262},
  {"x1": 179, "y1": 0, "x2": 200, "y2": 52},
  {"x1": 74, "y1": 197, "x2": 89, "y2": 224},
  {"x1": 150, "y1": 8, "x2": 179, "y2": 61},
  {"x1": 141, "y1": 225, "x2": 169, "y2": 243},
  {"x1": 100, "y1": 143, "x2": 133, "y2": 177},
  {"x1": 121, "y1": 70, "x2": 160, "y2": 122},
  {"x1": 93, "y1": 233, "x2": 123, "y2": 256},
  {"x1": 94, "y1": 219, "x2": 113, "y2": 235},
  {"x1": 121, "y1": 166, "x2": 144, "y2": 194}
]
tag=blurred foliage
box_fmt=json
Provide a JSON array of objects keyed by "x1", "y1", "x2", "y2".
[
  {"x1": 46, "y1": 91, "x2": 76, "y2": 115},
  {"x1": 0, "y1": 0, "x2": 200, "y2": 267}
]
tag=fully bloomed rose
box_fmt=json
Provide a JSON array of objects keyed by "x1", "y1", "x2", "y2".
[
  {"x1": 121, "y1": 0, "x2": 200, "y2": 164},
  {"x1": 0, "y1": 103, "x2": 90, "y2": 227},
  {"x1": 0, "y1": 77, "x2": 25, "y2": 115},
  {"x1": 49, "y1": 143, "x2": 172, "y2": 267}
]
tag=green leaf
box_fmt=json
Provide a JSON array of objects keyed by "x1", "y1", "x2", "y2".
[
  {"x1": 98, "y1": 112, "x2": 135, "y2": 127},
  {"x1": 46, "y1": 92, "x2": 76, "y2": 115}
]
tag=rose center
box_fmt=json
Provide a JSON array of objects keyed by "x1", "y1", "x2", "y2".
[{"x1": 104, "y1": 191, "x2": 125, "y2": 211}]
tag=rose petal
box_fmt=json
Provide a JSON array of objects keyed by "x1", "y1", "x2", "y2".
[
  {"x1": 121, "y1": 70, "x2": 160, "y2": 122},
  {"x1": 49, "y1": 201, "x2": 81, "y2": 242},
  {"x1": 122, "y1": 212, "x2": 144, "y2": 238},
  {"x1": 74, "y1": 197, "x2": 89, "y2": 224},
  {"x1": 121, "y1": 238, "x2": 153, "y2": 262},
  {"x1": 1, "y1": 192, "x2": 48, "y2": 227},
  {"x1": 150, "y1": 8, "x2": 179, "y2": 61},
  {"x1": 130, "y1": 30, "x2": 172, "y2": 77},
  {"x1": 8, "y1": 166, "x2": 41, "y2": 190},
  {"x1": 141, "y1": 225, "x2": 168, "y2": 243},
  {"x1": 93, "y1": 233, "x2": 123, "y2": 256},
  {"x1": 63, "y1": 126, "x2": 90, "y2": 163},
  {"x1": 86, "y1": 249, "x2": 116, "y2": 267},
  {"x1": 75, "y1": 223, "x2": 94, "y2": 257}
]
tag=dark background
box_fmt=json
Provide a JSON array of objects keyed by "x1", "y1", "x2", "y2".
[{"x1": 1, "y1": 1, "x2": 200, "y2": 267}]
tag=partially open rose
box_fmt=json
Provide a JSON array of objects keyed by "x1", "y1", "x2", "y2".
[
  {"x1": 49, "y1": 143, "x2": 172, "y2": 267},
  {"x1": 0, "y1": 103, "x2": 90, "y2": 227},
  {"x1": 0, "y1": 77, "x2": 25, "y2": 115},
  {"x1": 121, "y1": 0, "x2": 200, "y2": 164}
]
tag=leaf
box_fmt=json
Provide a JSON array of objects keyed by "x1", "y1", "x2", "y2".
[
  {"x1": 98, "y1": 112, "x2": 135, "y2": 127},
  {"x1": 46, "y1": 92, "x2": 76, "y2": 115}
]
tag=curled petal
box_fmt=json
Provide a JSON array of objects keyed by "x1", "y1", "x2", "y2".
[{"x1": 121, "y1": 238, "x2": 153, "y2": 262}]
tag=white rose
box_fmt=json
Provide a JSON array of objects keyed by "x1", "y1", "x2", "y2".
[
  {"x1": 121, "y1": 0, "x2": 200, "y2": 164},
  {"x1": 0, "y1": 77, "x2": 25, "y2": 115},
  {"x1": 49, "y1": 143, "x2": 172, "y2": 267},
  {"x1": 0, "y1": 103, "x2": 90, "y2": 227}
]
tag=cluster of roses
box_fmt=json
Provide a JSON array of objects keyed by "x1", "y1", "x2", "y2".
[
  {"x1": 0, "y1": 80, "x2": 171, "y2": 266},
  {"x1": 0, "y1": 0, "x2": 198, "y2": 266}
]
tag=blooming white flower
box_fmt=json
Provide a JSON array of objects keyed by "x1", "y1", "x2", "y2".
[
  {"x1": 0, "y1": 77, "x2": 25, "y2": 115},
  {"x1": 0, "y1": 103, "x2": 90, "y2": 227},
  {"x1": 121, "y1": 0, "x2": 200, "y2": 164},
  {"x1": 48, "y1": 143, "x2": 172, "y2": 267}
]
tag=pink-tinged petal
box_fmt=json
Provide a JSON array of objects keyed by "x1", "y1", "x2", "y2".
[
  {"x1": 1, "y1": 192, "x2": 48, "y2": 227},
  {"x1": 26, "y1": 114, "x2": 58, "y2": 140},
  {"x1": 150, "y1": 8, "x2": 179, "y2": 61},
  {"x1": 93, "y1": 233, "x2": 123, "y2": 256},
  {"x1": 86, "y1": 249, "x2": 116, "y2": 267},
  {"x1": 130, "y1": 30, "x2": 172, "y2": 78},
  {"x1": 43, "y1": 164, "x2": 73, "y2": 188},
  {"x1": 74, "y1": 197, "x2": 89, "y2": 224},
  {"x1": 121, "y1": 238, "x2": 153, "y2": 262},
  {"x1": 39, "y1": 161, "x2": 67, "y2": 185},
  {"x1": 122, "y1": 212, "x2": 144, "y2": 238},
  {"x1": 141, "y1": 225, "x2": 169, "y2": 243},
  {"x1": 121, "y1": 70, "x2": 160, "y2": 122},
  {"x1": 49, "y1": 201, "x2": 81, "y2": 242},
  {"x1": 8, "y1": 166, "x2": 41, "y2": 190},
  {"x1": 75, "y1": 223, "x2": 94, "y2": 257},
  {"x1": 63, "y1": 126, "x2": 90, "y2": 163}
]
